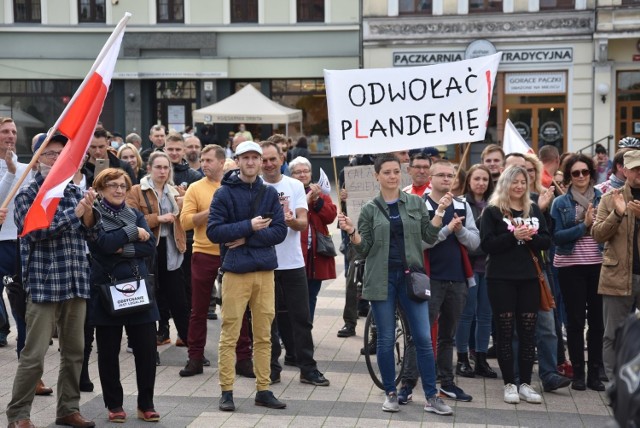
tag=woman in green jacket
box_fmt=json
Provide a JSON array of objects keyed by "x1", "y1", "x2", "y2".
[{"x1": 338, "y1": 153, "x2": 454, "y2": 416}]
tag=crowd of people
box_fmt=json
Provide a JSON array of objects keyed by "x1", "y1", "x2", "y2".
[
  {"x1": 1, "y1": 112, "x2": 639, "y2": 426},
  {"x1": 336, "y1": 138, "x2": 640, "y2": 413},
  {"x1": 0, "y1": 119, "x2": 333, "y2": 427}
]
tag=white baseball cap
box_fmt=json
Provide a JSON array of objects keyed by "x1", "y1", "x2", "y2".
[{"x1": 234, "y1": 141, "x2": 262, "y2": 157}]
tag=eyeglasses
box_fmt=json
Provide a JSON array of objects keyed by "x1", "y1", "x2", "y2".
[
  {"x1": 291, "y1": 169, "x2": 310, "y2": 175},
  {"x1": 432, "y1": 173, "x2": 455, "y2": 179},
  {"x1": 410, "y1": 165, "x2": 430, "y2": 170},
  {"x1": 105, "y1": 183, "x2": 128, "y2": 191},
  {"x1": 41, "y1": 151, "x2": 62, "y2": 159},
  {"x1": 570, "y1": 169, "x2": 590, "y2": 178}
]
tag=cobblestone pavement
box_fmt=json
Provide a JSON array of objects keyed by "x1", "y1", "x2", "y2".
[{"x1": 0, "y1": 247, "x2": 615, "y2": 427}]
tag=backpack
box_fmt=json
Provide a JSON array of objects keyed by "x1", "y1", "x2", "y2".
[{"x1": 608, "y1": 312, "x2": 640, "y2": 428}]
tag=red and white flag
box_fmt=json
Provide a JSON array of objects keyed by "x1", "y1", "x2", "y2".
[
  {"x1": 20, "y1": 13, "x2": 131, "y2": 237},
  {"x1": 503, "y1": 118, "x2": 534, "y2": 155}
]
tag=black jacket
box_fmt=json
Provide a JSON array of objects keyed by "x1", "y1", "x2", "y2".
[
  {"x1": 83, "y1": 151, "x2": 137, "y2": 187},
  {"x1": 173, "y1": 159, "x2": 203, "y2": 187}
]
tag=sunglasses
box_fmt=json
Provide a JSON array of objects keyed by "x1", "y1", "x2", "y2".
[{"x1": 570, "y1": 169, "x2": 590, "y2": 178}]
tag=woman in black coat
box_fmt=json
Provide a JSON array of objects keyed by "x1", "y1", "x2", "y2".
[{"x1": 88, "y1": 168, "x2": 160, "y2": 423}]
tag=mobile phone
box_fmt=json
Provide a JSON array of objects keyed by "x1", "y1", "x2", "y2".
[
  {"x1": 94, "y1": 158, "x2": 108, "y2": 176},
  {"x1": 263, "y1": 212, "x2": 274, "y2": 219}
]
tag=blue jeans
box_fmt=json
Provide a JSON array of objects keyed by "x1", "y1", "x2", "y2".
[
  {"x1": 370, "y1": 269, "x2": 437, "y2": 397},
  {"x1": 456, "y1": 272, "x2": 492, "y2": 353}
]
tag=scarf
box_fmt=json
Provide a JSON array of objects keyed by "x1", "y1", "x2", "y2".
[
  {"x1": 610, "y1": 174, "x2": 625, "y2": 190},
  {"x1": 96, "y1": 199, "x2": 137, "y2": 232},
  {"x1": 570, "y1": 185, "x2": 595, "y2": 222}
]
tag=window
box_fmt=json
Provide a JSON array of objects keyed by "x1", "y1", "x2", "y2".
[
  {"x1": 622, "y1": 0, "x2": 640, "y2": 5},
  {"x1": 157, "y1": 0, "x2": 184, "y2": 23},
  {"x1": 14, "y1": 0, "x2": 41, "y2": 23},
  {"x1": 297, "y1": 0, "x2": 324, "y2": 23},
  {"x1": 539, "y1": 0, "x2": 575, "y2": 10},
  {"x1": 0, "y1": 80, "x2": 81, "y2": 155},
  {"x1": 399, "y1": 0, "x2": 432, "y2": 14},
  {"x1": 469, "y1": 0, "x2": 502, "y2": 13},
  {"x1": 271, "y1": 79, "x2": 329, "y2": 153},
  {"x1": 79, "y1": 0, "x2": 106, "y2": 23},
  {"x1": 230, "y1": 0, "x2": 258, "y2": 23}
]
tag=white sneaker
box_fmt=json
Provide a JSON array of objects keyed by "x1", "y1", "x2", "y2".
[
  {"x1": 382, "y1": 392, "x2": 400, "y2": 412},
  {"x1": 504, "y1": 383, "x2": 520, "y2": 404},
  {"x1": 519, "y1": 383, "x2": 542, "y2": 404}
]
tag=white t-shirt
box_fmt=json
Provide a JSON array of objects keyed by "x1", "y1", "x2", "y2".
[
  {"x1": 263, "y1": 175, "x2": 308, "y2": 270},
  {"x1": 0, "y1": 153, "x2": 32, "y2": 241}
]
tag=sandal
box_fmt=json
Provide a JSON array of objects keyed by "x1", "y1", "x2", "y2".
[
  {"x1": 108, "y1": 407, "x2": 126, "y2": 423},
  {"x1": 137, "y1": 408, "x2": 160, "y2": 422}
]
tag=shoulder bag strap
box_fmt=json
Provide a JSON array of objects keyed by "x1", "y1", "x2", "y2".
[
  {"x1": 373, "y1": 199, "x2": 409, "y2": 272},
  {"x1": 142, "y1": 189, "x2": 154, "y2": 214}
]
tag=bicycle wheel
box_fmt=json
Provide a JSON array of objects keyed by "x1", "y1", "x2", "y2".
[{"x1": 363, "y1": 306, "x2": 407, "y2": 390}]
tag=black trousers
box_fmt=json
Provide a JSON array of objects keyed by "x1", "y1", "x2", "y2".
[
  {"x1": 558, "y1": 264, "x2": 604, "y2": 373},
  {"x1": 156, "y1": 237, "x2": 189, "y2": 342},
  {"x1": 96, "y1": 322, "x2": 157, "y2": 410},
  {"x1": 271, "y1": 267, "x2": 318, "y2": 376},
  {"x1": 487, "y1": 278, "x2": 539, "y2": 385}
]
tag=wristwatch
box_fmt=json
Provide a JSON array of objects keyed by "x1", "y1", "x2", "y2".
[{"x1": 435, "y1": 210, "x2": 445, "y2": 217}]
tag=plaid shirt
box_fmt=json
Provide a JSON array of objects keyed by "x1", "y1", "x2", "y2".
[{"x1": 14, "y1": 173, "x2": 98, "y2": 303}]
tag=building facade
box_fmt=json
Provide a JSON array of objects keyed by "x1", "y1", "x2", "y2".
[
  {"x1": 0, "y1": 0, "x2": 359, "y2": 155},
  {"x1": 364, "y1": 0, "x2": 640, "y2": 158}
]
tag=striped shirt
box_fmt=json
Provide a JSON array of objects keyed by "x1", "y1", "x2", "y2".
[{"x1": 553, "y1": 235, "x2": 603, "y2": 267}]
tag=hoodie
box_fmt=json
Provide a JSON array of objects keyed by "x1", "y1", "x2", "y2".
[{"x1": 206, "y1": 169, "x2": 287, "y2": 274}]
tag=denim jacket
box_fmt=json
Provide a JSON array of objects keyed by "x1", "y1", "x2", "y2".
[{"x1": 550, "y1": 186, "x2": 603, "y2": 256}]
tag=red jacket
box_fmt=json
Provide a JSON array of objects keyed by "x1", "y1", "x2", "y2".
[{"x1": 301, "y1": 192, "x2": 337, "y2": 280}]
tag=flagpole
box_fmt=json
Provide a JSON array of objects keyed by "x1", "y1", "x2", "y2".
[
  {"x1": 0, "y1": 129, "x2": 56, "y2": 209},
  {"x1": 0, "y1": 13, "x2": 131, "y2": 210},
  {"x1": 332, "y1": 157, "x2": 342, "y2": 214},
  {"x1": 453, "y1": 143, "x2": 472, "y2": 188}
]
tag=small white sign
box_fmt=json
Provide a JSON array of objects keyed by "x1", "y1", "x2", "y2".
[{"x1": 505, "y1": 72, "x2": 566, "y2": 94}]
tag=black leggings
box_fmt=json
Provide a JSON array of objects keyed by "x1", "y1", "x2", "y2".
[{"x1": 487, "y1": 278, "x2": 539, "y2": 385}]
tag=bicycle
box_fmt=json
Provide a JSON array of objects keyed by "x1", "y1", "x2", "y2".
[{"x1": 362, "y1": 303, "x2": 409, "y2": 390}]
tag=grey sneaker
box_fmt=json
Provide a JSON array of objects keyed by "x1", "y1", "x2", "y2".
[
  {"x1": 425, "y1": 395, "x2": 453, "y2": 415},
  {"x1": 382, "y1": 392, "x2": 400, "y2": 412}
]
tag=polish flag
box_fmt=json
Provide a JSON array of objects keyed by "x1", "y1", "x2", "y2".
[
  {"x1": 20, "y1": 13, "x2": 131, "y2": 237},
  {"x1": 503, "y1": 119, "x2": 534, "y2": 155}
]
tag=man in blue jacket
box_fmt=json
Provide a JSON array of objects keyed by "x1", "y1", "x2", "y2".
[{"x1": 207, "y1": 141, "x2": 288, "y2": 412}]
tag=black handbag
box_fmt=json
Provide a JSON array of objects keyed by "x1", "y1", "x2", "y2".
[
  {"x1": 315, "y1": 232, "x2": 337, "y2": 257},
  {"x1": 405, "y1": 266, "x2": 431, "y2": 302},
  {"x1": 97, "y1": 261, "x2": 155, "y2": 316},
  {"x1": 373, "y1": 199, "x2": 431, "y2": 302}
]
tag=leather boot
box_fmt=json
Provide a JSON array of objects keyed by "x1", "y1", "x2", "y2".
[
  {"x1": 179, "y1": 358, "x2": 204, "y2": 377},
  {"x1": 35, "y1": 379, "x2": 53, "y2": 396},
  {"x1": 571, "y1": 364, "x2": 586, "y2": 391},
  {"x1": 474, "y1": 352, "x2": 498, "y2": 378},
  {"x1": 79, "y1": 358, "x2": 94, "y2": 392},
  {"x1": 455, "y1": 352, "x2": 475, "y2": 378},
  {"x1": 587, "y1": 363, "x2": 605, "y2": 391}
]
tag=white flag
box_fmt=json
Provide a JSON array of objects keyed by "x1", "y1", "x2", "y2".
[
  {"x1": 503, "y1": 119, "x2": 534, "y2": 155},
  {"x1": 318, "y1": 168, "x2": 331, "y2": 194}
]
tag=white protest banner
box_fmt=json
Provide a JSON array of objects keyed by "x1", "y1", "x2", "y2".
[
  {"x1": 324, "y1": 53, "x2": 502, "y2": 157},
  {"x1": 503, "y1": 118, "x2": 534, "y2": 154},
  {"x1": 344, "y1": 164, "x2": 412, "y2": 223}
]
